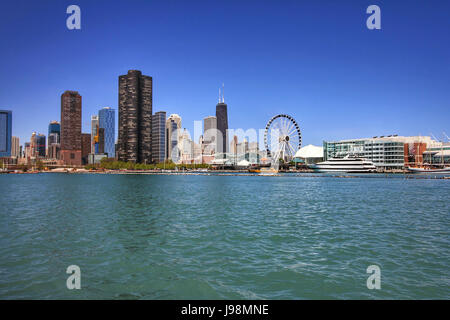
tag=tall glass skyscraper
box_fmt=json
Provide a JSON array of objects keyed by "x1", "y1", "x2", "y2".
[
  {"x1": 98, "y1": 107, "x2": 115, "y2": 158},
  {"x1": 48, "y1": 121, "x2": 60, "y2": 149},
  {"x1": 36, "y1": 134, "x2": 46, "y2": 157},
  {"x1": 48, "y1": 121, "x2": 60, "y2": 139},
  {"x1": 216, "y1": 99, "x2": 228, "y2": 155},
  {"x1": 0, "y1": 110, "x2": 12, "y2": 158},
  {"x1": 152, "y1": 111, "x2": 166, "y2": 163}
]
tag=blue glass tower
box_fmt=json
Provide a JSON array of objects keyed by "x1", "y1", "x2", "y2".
[
  {"x1": 0, "y1": 110, "x2": 12, "y2": 157},
  {"x1": 48, "y1": 121, "x2": 60, "y2": 145},
  {"x1": 36, "y1": 134, "x2": 46, "y2": 157},
  {"x1": 98, "y1": 107, "x2": 115, "y2": 157},
  {"x1": 48, "y1": 121, "x2": 60, "y2": 136}
]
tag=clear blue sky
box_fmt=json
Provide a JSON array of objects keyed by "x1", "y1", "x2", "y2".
[{"x1": 1, "y1": 0, "x2": 449, "y2": 147}]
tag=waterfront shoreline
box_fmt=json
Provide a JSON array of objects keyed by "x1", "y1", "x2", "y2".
[{"x1": 3, "y1": 169, "x2": 449, "y2": 179}]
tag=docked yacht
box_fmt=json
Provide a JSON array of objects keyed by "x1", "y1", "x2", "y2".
[
  {"x1": 406, "y1": 166, "x2": 450, "y2": 174},
  {"x1": 308, "y1": 155, "x2": 377, "y2": 173}
]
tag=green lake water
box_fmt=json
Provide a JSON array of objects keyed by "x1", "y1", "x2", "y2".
[{"x1": 0, "y1": 173, "x2": 448, "y2": 299}]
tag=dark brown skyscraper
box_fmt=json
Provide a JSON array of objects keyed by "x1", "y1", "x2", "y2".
[
  {"x1": 118, "y1": 70, "x2": 152, "y2": 163},
  {"x1": 216, "y1": 87, "x2": 228, "y2": 155},
  {"x1": 60, "y1": 91, "x2": 82, "y2": 165},
  {"x1": 81, "y1": 133, "x2": 91, "y2": 165}
]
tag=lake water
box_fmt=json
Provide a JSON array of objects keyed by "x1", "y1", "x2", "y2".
[{"x1": 0, "y1": 173, "x2": 449, "y2": 299}]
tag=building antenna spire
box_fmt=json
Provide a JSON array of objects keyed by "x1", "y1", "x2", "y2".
[{"x1": 222, "y1": 83, "x2": 225, "y2": 103}]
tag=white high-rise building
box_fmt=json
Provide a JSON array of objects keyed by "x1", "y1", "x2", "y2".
[
  {"x1": 166, "y1": 114, "x2": 182, "y2": 161},
  {"x1": 179, "y1": 128, "x2": 194, "y2": 163},
  {"x1": 203, "y1": 116, "x2": 217, "y2": 155}
]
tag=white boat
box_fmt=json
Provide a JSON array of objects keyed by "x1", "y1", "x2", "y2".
[
  {"x1": 407, "y1": 167, "x2": 450, "y2": 174},
  {"x1": 308, "y1": 155, "x2": 377, "y2": 173}
]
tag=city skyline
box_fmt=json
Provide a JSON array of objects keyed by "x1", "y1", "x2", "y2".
[{"x1": 2, "y1": 1, "x2": 449, "y2": 147}]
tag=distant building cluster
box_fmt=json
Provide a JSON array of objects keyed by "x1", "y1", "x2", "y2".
[
  {"x1": 1, "y1": 69, "x2": 250, "y2": 168},
  {"x1": 323, "y1": 135, "x2": 450, "y2": 170}
]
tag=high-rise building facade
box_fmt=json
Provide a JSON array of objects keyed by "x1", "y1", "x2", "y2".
[
  {"x1": 152, "y1": 111, "x2": 166, "y2": 163},
  {"x1": 166, "y1": 114, "x2": 181, "y2": 161},
  {"x1": 48, "y1": 121, "x2": 60, "y2": 144},
  {"x1": 60, "y1": 91, "x2": 82, "y2": 165},
  {"x1": 98, "y1": 107, "x2": 115, "y2": 158},
  {"x1": 36, "y1": 134, "x2": 46, "y2": 157},
  {"x1": 11, "y1": 136, "x2": 20, "y2": 158},
  {"x1": 48, "y1": 132, "x2": 59, "y2": 146},
  {"x1": 180, "y1": 129, "x2": 194, "y2": 163},
  {"x1": 48, "y1": 143, "x2": 60, "y2": 160},
  {"x1": 24, "y1": 142, "x2": 31, "y2": 159},
  {"x1": 0, "y1": 110, "x2": 12, "y2": 158},
  {"x1": 118, "y1": 70, "x2": 152, "y2": 163},
  {"x1": 81, "y1": 133, "x2": 91, "y2": 165},
  {"x1": 166, "y1": 119, "x2": 179, "y2": 162},
  {"x1": 30, "y1": 132, "x2": 37, "y2": 158},
  {"x1": 47, "y1": 121, "x2": 60, "y2": 158},
  {"x1": 90, "y1": 115, "x2": 99, "y2": 154},
  {"x1": 216, "y1": 96, "x2": 228, "y2": 155},
  {"x1": 97, "y1": 128, "x2": 105, "y2": 154},
  {"x1": 203, "y1": 116, "x2": 217, "y2": 155}
]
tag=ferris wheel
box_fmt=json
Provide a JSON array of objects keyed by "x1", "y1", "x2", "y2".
[{"x1": 264, "y1": 114, "x2": 302, "y2": 162}]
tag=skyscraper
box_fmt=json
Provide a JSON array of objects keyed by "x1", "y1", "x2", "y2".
[
  {"x1": 24, "y1": 142, "x2": 30, "y2": 159},
  {"x1": 166, "y1": 120, "x2": 179, "y2": 162},
  {"x1": 60, "y1": 91, "x2": 82, "y2": 166},
  {"x1": 216, "y1": 88, "x2": 228, "y2": 155},
  {"x1": 47, "y1": 121, "x2": 60, "y2": 158},
  {"x1": 11, "y1": 136, "x2": 20, "y2": 158},
  {"x1": 48, "y1": 121, "x2": 60, "y2": 144},
  {"x1": 97, "y1": 128, "x2": 105, "y2": 154},
  {"x1": 90, "y1": 115, "x2": 99, "y2": 154},
  {"x1": 98, "y1": 107, "x2": 115, "y2": 158},
  {"x1": 180, "y1": 129, "x2": 194, "y2": 163},
  {"x1": 118, "y1": 70, "x2": 152, "y2": 163},
  {"x1": 48, "y1": 143, "x2": 60, "y2": 160},
  {"x1": 203, "y1": 115, "x2": 217, "y2": 155},
  {"x1": 0, "y1": 110, "x2": 12, "y2": 158},
  {"x1": 81, "y1": 133, "x2": 91, "y2": 165},
  {"x1": 152, "y1": 111, "x2": 166, "y2": 163},
  {"x1": 36, "y1": 134, "x2": 46, "y2": 157},
  {"x1": 30, "y1": 132, "x2": 37, "y2": 158},
  {"x1": 166, "y1": 114, "x2": 181, "y2": 161}
]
